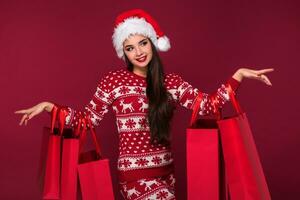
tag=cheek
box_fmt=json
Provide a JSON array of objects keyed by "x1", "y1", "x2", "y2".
[
  {"x1": 125, "y1": 52, "x2": 135, "y2": 62},
  {"x1": 145, "y1": 45, "x2": 153, "y2": 56},
  {"x1": 147, "y1": 47, "x2": 153, "y2": 58}
]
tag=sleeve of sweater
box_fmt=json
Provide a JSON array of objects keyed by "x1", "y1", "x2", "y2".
[
  {"x1": 53, "y1": 71, "x2": 116, "y2": 128},
  {"x1": 166, "y1": 73, "x2": 241, "y2": 116}
]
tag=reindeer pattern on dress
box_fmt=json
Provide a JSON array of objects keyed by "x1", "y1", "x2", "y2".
[
  {"x1": 112, "y1": 88, "x2": 149, "y2": 115},
  {"x1": 119, "y1": 99, "x2": 135, "y2": 113},
  {"x1": 120, "y1": 173, "x2": 176, "y2": 200},
  {"x1": 138, "y1": 97, "x2": 148, "y2": 112},
  {"x1": 138, "y1": 179, "x2": 161, "y2": 191},
  {"x1": 123, "y1": 185, "x2": 141, "y2": 199}
]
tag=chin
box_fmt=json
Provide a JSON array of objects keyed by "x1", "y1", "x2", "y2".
[
  {"x1": 134, "y1": 63, "x2": 148, "y2": 68},
  {"x1": 133, "y1": 60, "x2": 150, "y2": 68}
]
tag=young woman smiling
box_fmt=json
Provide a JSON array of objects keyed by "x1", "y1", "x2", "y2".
[{"x1": 15, "y1": 9, "x2": 274, "y2": 199}]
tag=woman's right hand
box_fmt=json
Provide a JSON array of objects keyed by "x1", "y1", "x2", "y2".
[{"x1": 14, "y1": 102, "x2": 54, "y2": 126}]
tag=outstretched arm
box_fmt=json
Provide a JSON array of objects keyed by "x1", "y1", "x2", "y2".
[
  {"x1": 15, "y1": 71, "x2": 116, "y2": 128},
  {"x1": 168, "y1": 67, "x2": 274, "y2": 116}
]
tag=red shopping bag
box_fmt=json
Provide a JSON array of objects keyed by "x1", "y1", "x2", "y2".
[
  {"x1": 60, "y1": 137, "x2": 79, "y2": 200},
  {"x1": 42, "y1": 105, "x2": 88, "y2": 200},
  {"x1": 59, "y1": 110, "x2": 83, "y2": 200},
  {"x1": 77, "y1": 117, "x2": 115, "y2": 200},
  {"x1": 217, "y1": 84, "x2": 271, "y2": 200},
  {"x1": 43, "y1": 105, "x2": 63, "y2": 199},
  {"x1": 186, "y1": 92, "x2": 228, "y2": 200}
]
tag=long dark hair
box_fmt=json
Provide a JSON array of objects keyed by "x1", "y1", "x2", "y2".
[{"x1": 124, "y1": 39, "x2": 175, "y2": 145}]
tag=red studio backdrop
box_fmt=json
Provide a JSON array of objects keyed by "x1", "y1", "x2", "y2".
[{"x1": 1, "y1": 0, "x2": 300, "y2": 199}]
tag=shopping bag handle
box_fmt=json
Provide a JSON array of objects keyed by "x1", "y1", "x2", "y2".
[
  {"x1": 50, "y1": 105, "x2": 58, "y2": 134},
  {"x1": 78, "y1": 117, "x2": 102, "y2": 159},
  {"x1": 189, "y1": 92, "x2": 222, "y2": 126},
  {"x1": 87, "y1": 118, "x2": 102, "y2": 158},
  {"x1": 225, "y1": 83, "x2": 243, "y2": 115},
  {"x1": 50, "y1": 104, "x2": 68, "y2": 135},
  {"x1": 189, "y1": 92, "x2": 203, "y2": 127},
  {"x1": 51, "y1": 104, "x2": 102, "y2": 157},
  {"x1": 189, "y1": 83, "x2": 243, "y2": 126}
]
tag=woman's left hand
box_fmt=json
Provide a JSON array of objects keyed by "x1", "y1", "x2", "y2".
[{"x1": 233, "y1": 68, "x2": 274, "y2": 86}]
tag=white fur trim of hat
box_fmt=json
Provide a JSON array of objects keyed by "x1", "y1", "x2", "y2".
[{"x1": 112, "y1": 9, "x2": 171, "y2": 60}]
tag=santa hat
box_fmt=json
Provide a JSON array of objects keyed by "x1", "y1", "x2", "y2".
[{"x1": 112, "y1": 9, "x2": 171, "y2": 59}]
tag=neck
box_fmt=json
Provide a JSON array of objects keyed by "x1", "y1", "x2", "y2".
[{"x1": 133, "y1": 66, "x2": 147, "y2": 78}]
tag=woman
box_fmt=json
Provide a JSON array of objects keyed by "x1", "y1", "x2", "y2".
[{"x1": 15, "y1": 9, "x2": 273, "y2": 200}]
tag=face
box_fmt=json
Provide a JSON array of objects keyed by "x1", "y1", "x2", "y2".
[{"x1": 123, "y1": 34, "x2": 153, "y2": 73}]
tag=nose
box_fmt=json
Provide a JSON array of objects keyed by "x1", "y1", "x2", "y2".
[{"x1": 135, "y1": 46, "x2": 143, "y2": 57}]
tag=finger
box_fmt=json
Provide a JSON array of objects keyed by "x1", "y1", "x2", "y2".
[
  {"x1": 15, "y1": 110, "x2": 27, "y2": 114},
  {"x1": 260, "y1": 75, "x2": 272, "y2": 86},
  {"x1": 252, "y1": 72, "x2": 263, "y2": 79},
  {"x1": 27, "y1": 111, "x2": 38, "y2": 120},
  {"x1": 257, "y1": 68, "x2": 274, "y2": 75},
  {"x1": 25, "y1": 118, "x2": 29, "y2": 126},
  {"x1": 19, "y1": 114, "x2": 28, "y2": 126},
  {"x1": 263, "y1": 75, "x2": 272, "y2": 86}
]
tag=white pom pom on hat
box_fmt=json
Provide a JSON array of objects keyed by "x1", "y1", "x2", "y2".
[
  {"x1": 112, "y1": 9, "x2": 171, "y2": 59},
  {"x1": 157, "y1": 35, "x2": 171, "y2": 51}
]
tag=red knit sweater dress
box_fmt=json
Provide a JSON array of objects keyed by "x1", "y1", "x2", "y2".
[{"x1": 62, "y1": 67, "x2": 240, "y2": 200}]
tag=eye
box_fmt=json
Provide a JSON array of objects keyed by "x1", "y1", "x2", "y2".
[
  {"x1": 125, "y1": 47, "x2": 133, "y2": 52},
  {"x1": 141, "y1": 41, "x2": 148, "y2": 46}
]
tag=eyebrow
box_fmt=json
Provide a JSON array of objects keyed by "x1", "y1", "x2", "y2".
[{"x1": 124, "y1": 39, "x2": 148, "y2": 48}]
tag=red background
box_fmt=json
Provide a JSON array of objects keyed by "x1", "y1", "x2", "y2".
[{"x1": 1, "y1": 0, "x2": 299, "y2": 199}]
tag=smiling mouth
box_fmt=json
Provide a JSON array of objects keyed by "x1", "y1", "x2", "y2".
[{"x1": 136, "y1": 56, "x2": 147, "y2": 62}]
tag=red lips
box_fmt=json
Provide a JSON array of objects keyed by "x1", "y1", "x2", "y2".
[{"x1": 136, "y1": 56, "x2": 147, "y2": 62}]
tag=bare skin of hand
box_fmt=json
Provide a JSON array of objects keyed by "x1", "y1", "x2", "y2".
[
  {"x1": 14, "y1": 102, "x2": 54, "y2": 126},
  {"x1": 232, "y1": 68, "x2": 274, "y2": 86}
]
